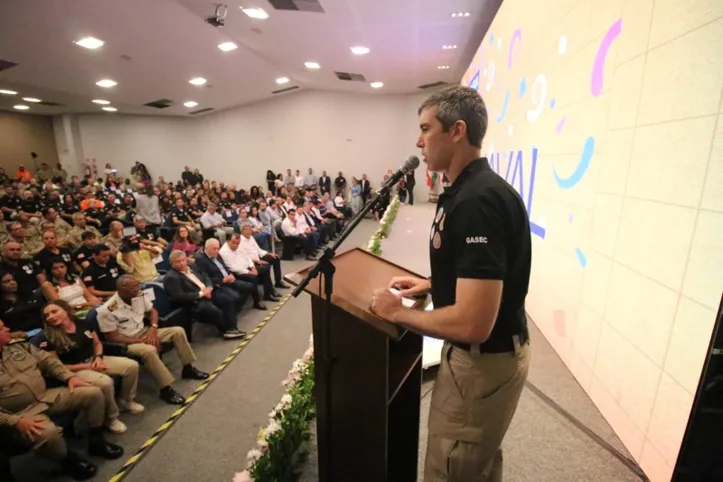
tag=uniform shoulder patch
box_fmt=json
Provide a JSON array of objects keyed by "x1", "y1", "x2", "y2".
[
  {"x1": 7, "y1": 338, "x2": 28, "y2": 346},
  {"x1": 107, "y1": 300, "x2": 119, "y2": 311}
]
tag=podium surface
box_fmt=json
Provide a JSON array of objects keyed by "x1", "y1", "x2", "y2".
[{"x1": 286, "y1": 248, "x2": 425, "y2": 482}]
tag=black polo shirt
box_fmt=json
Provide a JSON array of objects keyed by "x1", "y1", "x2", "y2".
[
  {"x1": 171, "y1": 206, "x2": 191, "y2": 223},
  {"x1": 83, "y1": 260, "x2": 122, "y2": 292},
  {"x1": 429, "y1": 157, "x2": 531, "y2": 347},
  {"x1": 34, "y1": 247, "x2": 74, "y2": 273},
  {"x1": 73, "y1": 245, "x2": 95, "y2": 268},
  {"x1": 1, "y1": 195, "x2": 21, "y2": 211},
  {"x1": 1, "y1": 259, "x2": 40, "y2": 297}
]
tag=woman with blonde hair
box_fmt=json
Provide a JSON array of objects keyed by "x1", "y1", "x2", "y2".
[{"x1": 42, "y1": 300, "x2": 144, "y2": 434}]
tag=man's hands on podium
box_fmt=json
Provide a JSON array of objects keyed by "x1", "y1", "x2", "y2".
[{"x1": 370, "y1": 276, "x2": 430, "y2": 321}]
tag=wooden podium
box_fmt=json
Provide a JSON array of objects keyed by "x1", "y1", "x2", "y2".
[{"x1": 286, "y1": 248, "x2": 425, "y2": 482}]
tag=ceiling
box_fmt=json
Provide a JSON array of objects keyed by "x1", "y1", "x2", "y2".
[{"x1": 0, "y1": 0, "x2": 501, "y2": 117}]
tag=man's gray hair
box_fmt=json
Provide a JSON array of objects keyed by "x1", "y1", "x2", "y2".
[
  {"x1": 117, "y1": 274, "x2": 138, "y2": 290},
  {"x1": 134, "y1": 214, "x2": 146, "y2": 222},
  {"x1": 169, "y1": 250, "x2": 186, "y2": 263},
  {"x1": 207, "y1": 203, "x2": 217, "y2": 210},
  {"x1": 205, "y1": 238, "x2": 220, "y2": 249},
  {"x1": 418, "y1": 85, "x2": 488, "y2": 148}
]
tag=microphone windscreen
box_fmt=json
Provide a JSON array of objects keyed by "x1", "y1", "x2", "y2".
[{"x1": 405, "y1": 156, "x2": 420, "y2": 171}]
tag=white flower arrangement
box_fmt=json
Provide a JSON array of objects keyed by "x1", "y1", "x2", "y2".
[
  {"x1": 365, "y1": 195, "x2": 401, "y2": 256},
  {"x1": 235, "y1": 335, "x2": 315, "y2": 482}
]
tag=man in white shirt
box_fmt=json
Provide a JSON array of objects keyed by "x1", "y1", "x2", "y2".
[
  {"x1": 220, "y1": 234, "x2": 281, "y2": 301},
  {"x1": 294, "y1": 170, "x2": 304, "y2": 190},
  {"x1": 199, "y1": 203, "x2": 234, "y2": 244},
  {"x1": 239, "y1": 224, "x2": 289, "y2": 288},
  {"x1": 282, "y1": 196, "x2": 296, "y2": 216},
  {"x1": 280, "y1": 210, "x2": 315, "y2": 261}
]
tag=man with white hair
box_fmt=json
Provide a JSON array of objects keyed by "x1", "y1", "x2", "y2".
[
  {"x1": 163, "y1": 249, "x2": 248, "y2": 338},
  {"x1": 199, "y1": 203, "x2": 234, "y2": 244},
  {"x1": 239, "y1": 224, "x2": 289, "y2": 289}
]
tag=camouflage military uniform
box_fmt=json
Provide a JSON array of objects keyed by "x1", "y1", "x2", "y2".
[{"x1": 68, "y1": 225, "x2": 102, "y2": 247}]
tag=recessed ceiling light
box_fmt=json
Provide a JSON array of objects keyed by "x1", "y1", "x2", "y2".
[
  {"x1": 442, "y1": 45, "x2": 458, "y2": 50},
  {"x1": 96, "y1": 79, "x2": 117, "y2": 88},
  {"x1": 22, "y1": 97, "x2": 41, "y2": 103},
  {"x1": 437, "y1": 65, "x2": 451, "y2": 70},
  {"x1": 102, "y1": 107, "x2": 117, "y2": 112},
  {"x1": 75, "y1": 36, "x2": 105, "y2": 49},
  {"x1": 451, "y1": 12, "x2": 471, "y2": 18},
  {"x1": 218, "y1": 42, "x2": 238, "y2": 52},
  {"x1": 350, "y1": 46, "x2": 370, "y2": 55},
  {"x1": 0, "y1": 89, "x2": 17, "y2": 95},
  {"x1": 370, "y1": 82, "x2": 384, "y2": 89},
  {"x1": 13, "y1": 105, "x2": 29, "y2": 110},
  {"x1": 304, "y1": 62, "x2": 321, "y2": 69},
  {"x1": 92, "y1": 99, "x2": 110, "y2": 105},
  {"x1": 189, "y1": 77, "x2": 207, "y2": 86},
  {"x1": 276, "y1": 77, "x2": 290, "y2": 84},
  {"x1": 183, "y1": 101, "x2": 198, "y2": 108},
  {"x1": 241, "y1": 7, "x2": 269, "y2": 19}
]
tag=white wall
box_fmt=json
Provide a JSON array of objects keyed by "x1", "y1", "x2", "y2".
[{"x1": 77, "y1": 90, "x2": 432, "y2": 192}]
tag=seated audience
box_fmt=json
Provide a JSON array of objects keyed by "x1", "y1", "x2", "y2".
[
  {"x1": 45, "y1": 259, "x2": 101, "y2": 315},
  {"x1": 34, "y1": 230, "x2": 76, "y2": 274},
  {"x1": 1, "y1": 240, "x2": 45, "y2": 297},
  {"x1": 0, "y1": 271, "x2": 45, "y2": 337},
  {"x1": 97, "y1": 275, "x2": 208, "y2": 405},
  {"x1": 238, "y1": 207, "x2": 271, "y2": 251},
  {"x1": 116, "y1": 235, "x2": 161, "y2": 283},
  {"x1": 171, "y1": 225, "x2": 198, "y2": 257},
  {"x1": 72, "y1": 231, "x2": 98, "y2": 270},
  {"x1": 199, "y1": 203, "x2": 234, "y2": 244},
  {"x1": 238, "y1": 224, "x2": 288, "y2": 289},
  {"x1": 0, "y1": 320, "x2": 123, "y2": 481},
  {"x1": 163, "y1": 249, "x2": 248, "y2": 339},
  {"x1": 41, "y1": 300, "x2": 144, "y2": 434},
  {"x1": 103, "y1": 220, "x2": 125, "y2": 256},
  {"x1": 82, "y1": 244, "x2": 123, "y2": 300},
  {"x1": 134, "y1": 215, "x2": 168, "y2": 249},
  {"x1": 219, "y1": 234, "x2": 280, "y2": 303},
  {"x1": 294, "y1": 206, "x2": 322, "y2": 249},
  {"x1": 280, "y1": 210, "x2": 316, "y2": 261},
  {"x1": 68, "y1": 212, "x2": 102, "y2": 246},
  {"x1": 170, "y1": 199, "x2": 201, "y2": 244}
]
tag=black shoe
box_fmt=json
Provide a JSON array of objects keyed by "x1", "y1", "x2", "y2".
[
  {"x1": 160, "y1": 386, "x2": 186, "y2": 405},
  {"x1": 275, "y1": 281, "x2": 290, "y2": 289},
  {"x1": 87, "y1": 429, "x2": 124, "y2": 460},
  {"x1": 305, "y1": 255, "x2": 316, "y2": 261},
  {"x1": 264, "y1": 294, "x2": 281, "y2": 302},
  {"x1": 223, "y1": 329, "x2": 246, "y2": 340},
  {"x1": 253, "y1": 302, "x2": 268, "y2": 310},
  {"x1": 61, "y1": 452, "x2": 97, "y2": 480},
  {"x1": 182, "y1": 365, "x2": 210, "y2": 380}
]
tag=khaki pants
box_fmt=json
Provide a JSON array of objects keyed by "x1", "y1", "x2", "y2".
[
  {"x1": 76, "y1": 355, "x2": 139, "y2": 423},
  {"x1": 425, "y1": 337, "x2": 530, "y2": 482},
  {"x1": 213, "y1": 226, "x2": 235, "y2": 244},
  {"x1": 0, "y1": 385, "x2": 105, "y2": 461},
  {"x1": 126, "y1": 326, "x2": 196, "y2": 389}
]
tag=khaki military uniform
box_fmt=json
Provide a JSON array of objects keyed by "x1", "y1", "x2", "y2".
[
  {"x1": 96, "y1": 293, "x2": 196, "y2": 388},
  {"x1": 103, "y1": 233, "x2": 124, "y2": 256},
  {"x1": 68, "y1": 225, "x2": 102, "y2": 247},
  {"x1": 52, "y1": 217, "x2": 74, "y2": 247},
  {"x1": 0, "y1": 341, "x2": 105, "y2": 461},
  {"x1": 0, "y1": 224, "x2": 8, "y2": 245},
  {"x1": 23, "y1": 233, "x2": 44, "y2": 257}
]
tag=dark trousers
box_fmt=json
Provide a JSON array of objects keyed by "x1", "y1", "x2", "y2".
[
  {"x1": 291, "y1": 235, "x2": 314, "y2": 255},
  {"x1": 309, "y1": 231, "x2": 321, "y2": 249},
  {"x1": 236, "y1": 265, "x2": 274, "y2": 299},
  {"x1": 260, "y1": 254, "x2": 283, "y2": 284},
  {"x1": 219, "y1": 281, "x2": 254, "y2": 311},
  {"x1": 408, "y1": 186, "x2": 414, "y2": 205}
]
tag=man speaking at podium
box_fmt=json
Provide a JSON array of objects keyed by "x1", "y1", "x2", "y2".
[{"x1": 371, "y1": 86, "x2": 532, "y2": 482}]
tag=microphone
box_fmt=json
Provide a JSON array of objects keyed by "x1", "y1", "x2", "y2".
[{"x1": 380, "y1": 156, "x2": 420, "y2": 191}]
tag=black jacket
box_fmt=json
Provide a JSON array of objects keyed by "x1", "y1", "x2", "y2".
[
  {"x1": 194, "y1": 252, "x2": 234, "y2": 285},
  {"x1": 319, "y1": 176, "x2": 331, "y2": 192},
  {"x1": 162, "y1": 264, "x2": 212, "y2": 305},
  {"x1": 405, "y1": 171, "x2": 416, "y2": 187}
]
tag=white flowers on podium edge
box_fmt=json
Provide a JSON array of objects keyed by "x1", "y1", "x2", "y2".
[
  {"x1": 365, "y1": 195, "x2": 401, "y2": 256},
  {"x1": 234, "y1": 335, "x2": 315, "y2": 482}
]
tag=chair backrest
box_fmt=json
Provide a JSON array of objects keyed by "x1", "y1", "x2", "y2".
[{"x1": 143, "y1": 282, "x2": 176, "y2": 317}]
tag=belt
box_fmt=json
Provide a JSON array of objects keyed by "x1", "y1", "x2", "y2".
[{"x1": 451, "y1": 330, "x2": 529, "y2": 354}]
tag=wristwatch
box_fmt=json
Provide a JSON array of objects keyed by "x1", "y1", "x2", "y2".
[{"x1": 151, "y1": 323, "x2": 159, "y2": 328}]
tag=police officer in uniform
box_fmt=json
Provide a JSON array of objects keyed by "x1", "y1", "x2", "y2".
[
  {"x1": 371, "y1": 86, "x2": 531, "y2": 482},
  {"x1": 0, "y1": 320, "x2": 123, "y2": 481},
  {"x1": 82, "y1": 243, "x2": 123, "y2": 300}
]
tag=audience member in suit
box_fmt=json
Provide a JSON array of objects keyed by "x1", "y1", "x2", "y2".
[
  {"x1": 404, "y1": 169, "x2": 416, "y2": 205},
  {"x1": 163, "y1": 249, "x2": 247, "y2": 339},
  {"x1": 219, "y1": 235, "x2": 281, "y2": 303},
  {"x1": 194, "y1": 238, "x2": 269, "y2": 309},
  {"x1": 360, "y1": 174, "x2": 371, "y2": 205},
  {"x1": 302, "y1": 203, "x2": 332, "y2": 243},
  {"x1": 318, "y1": 171, "x2": 331, "y2": 194},
  {"x1": 295, "y1": 207, "x2": 322, "y2": 248}
]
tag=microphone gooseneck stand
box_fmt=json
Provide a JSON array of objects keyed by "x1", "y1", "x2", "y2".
[{"x1": 291, "y1": 188, "x2": 386, "y2": 478}]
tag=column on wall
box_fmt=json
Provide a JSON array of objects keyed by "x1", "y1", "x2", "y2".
[{"x1": 52, "y1": 114, "x2": 85, "y2": 178}]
